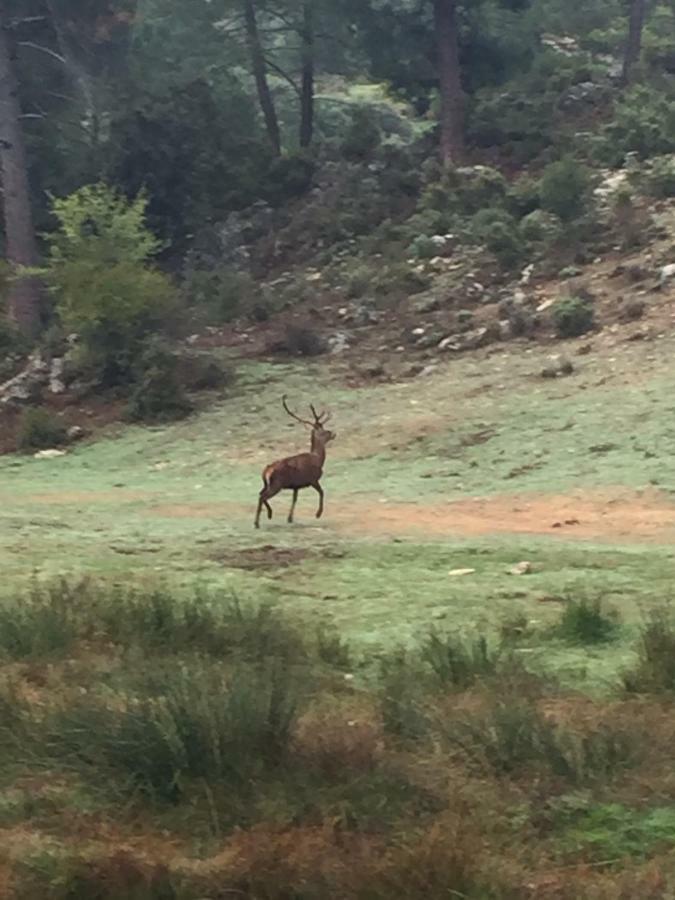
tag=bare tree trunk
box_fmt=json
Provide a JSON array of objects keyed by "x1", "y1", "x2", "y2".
[
  {"x1": 299, "y1": 0, "x2": 314, "y2": 149},
  {"x1": 0, "y1": 12, "x2": 41, "y2": 336},
  {"x1": 433, "y1": 0, "x2": 464, "y2": 166},
  {"x1": 621, "y1": 0, "x2": 647, "y2": 86},
  {"x1": 243, "y1": 0, "x2": 281, "y2": 156}
]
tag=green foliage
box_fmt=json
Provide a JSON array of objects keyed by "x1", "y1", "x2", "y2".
[
  {"x1": 554, "y1": 801, "x2": 675, "y2": 862},
  {"x1": 594, "y1": 86, "x2": 675, "y2": 165},
  {"x1": 17, "y1": 407, "x2": 67, "y2": 452},
  {"x1": 0, "y1": 582, "x2": 76, "y2": 659},
  {"x1": 641, "y1": 155, "x2": 675, "y2": 198},
  {"x1": 623, "y1": 613, "x2": 675, "y2": 694},
  {"x1": 44, "y1": 185, "x2": 178, "y2": 389},
  {"x1": 184, "y1": 267, "x2": 261, "y2": 325},
  {"x1": 552, "y1": 296, "x2": 595, "y2": 338},
  {"x1": 407, "y1": 234, "x2": 439, "y2": 260},
  {"x1": 540, "y1": 158, "x2": 592, "y2": 222},
  {"x1": 555, "y1": 597, "x2": 619, "y2": 645},
  {"x1": 471, "y1": 208, "x2": 525, "y2": 268},
  {"x1": 341, "y1": 105, "x2": 382, "y2": 161},
  {"x1": 519, "y1": 209, "x2": 563, "y2": 244}
]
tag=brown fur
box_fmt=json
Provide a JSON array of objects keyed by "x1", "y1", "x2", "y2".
[{"x1": 254, "y1": 399, "x2": 335, "y2": 528}]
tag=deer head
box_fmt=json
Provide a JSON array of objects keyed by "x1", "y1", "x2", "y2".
[{"x1": 282, "y1": 395, "x2": 336, "y2": 449}]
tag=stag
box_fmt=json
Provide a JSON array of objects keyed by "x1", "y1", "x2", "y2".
[{"x1": 254, "y1": 395, "x2": 335, "y2": 529}]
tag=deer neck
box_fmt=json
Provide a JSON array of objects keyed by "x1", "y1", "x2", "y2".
[{"x1": 310, "y1": 431, "x2": 327, "y2": 465}]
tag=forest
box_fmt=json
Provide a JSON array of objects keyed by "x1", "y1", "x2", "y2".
[{"x1": 4, "y1": 1, "x2": 675, "y2": 898}]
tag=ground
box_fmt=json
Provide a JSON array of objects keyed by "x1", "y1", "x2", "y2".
[{"x1": 4, "y1": 313, "x2": 675, "y2": 689}]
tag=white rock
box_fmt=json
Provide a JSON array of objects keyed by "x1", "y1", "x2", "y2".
[
  {"x1": 448, "y1": 568, "x2": 476, "y2": 577},
  {"x1": 34, "y1": 449, "x2": 66, "y2": 459},
  {"x1": 660, "y1": 264, "x2": 675, "y2": 286}
]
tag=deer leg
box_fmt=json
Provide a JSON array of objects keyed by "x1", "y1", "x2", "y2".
[
  {"x1": 312, "y1": 482, "x2": 324, "y2": 519},
  {"x1": 288, "y1": 488, "x2": 299, "y2": 523},
  {"x1": 255, "y1": 482, "x2": 280, "y2": 529}
]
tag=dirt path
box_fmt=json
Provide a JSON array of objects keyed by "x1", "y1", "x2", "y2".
[{"x1": 145, "y1": 487, "x2": 675, "y2": 543}]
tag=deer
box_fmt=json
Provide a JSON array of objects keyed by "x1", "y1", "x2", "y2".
[{"x1": 254, "y1": 395, "x2": 335, "y2": 529}]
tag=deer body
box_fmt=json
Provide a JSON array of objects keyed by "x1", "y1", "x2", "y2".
[{"x1": 254, "y1": 397, "x2": 335, "y2": 529}]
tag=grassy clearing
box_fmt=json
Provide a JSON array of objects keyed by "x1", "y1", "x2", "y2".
[{"x1": 3, "y1": 337, "x2": 675, "y2": 894}]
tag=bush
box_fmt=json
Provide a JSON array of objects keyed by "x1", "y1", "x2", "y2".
[
  {"x1": 519, "y1": 209, "x2": 563, "y2": 244},
  {"x1": 17, "y1": 407, "x2": 67, "y2": 452},
  {"x1": 594, "y1": 86, "x2": 675, "y2": 166},
  {"x1": 471, "y1": 208, "x2": 525, "y2": 269},
  {"x1": 552, "y1": 296, "x2": 595, "y2": 338},
  {"x1": 642, "y1": 155, "x2": 675, "y2": 198},
  {"x1": 422, "y1": 165, "x2": 508, "y2": 219},
  {"x1": 125, "y1": 341, "x2": 193, "y2": 423},
  {"x1": 184, "y1": 266, "x2": 260, "y2": 324},
  {"x1": 178, "y1": 351, "x2": 233, "y2": 392},
  {"x1": 623, "y1": 613, "x2": 675, "y2": 694},
  {"x1": 44, "y1": 184, "x2": 179, "y2": 388},
  {"x1": 273, "y1": 324, "x2": 327, "y2": 358},
  {"x1": 555, "y1": 597, "x2": 619, "y2": 645},
  {"x1": 540, "y1": 158, "x2": 592, "y2": 222},
  {"x1": 341, "y1": 105, "x2": 381, "y2": 161},
  {"x1": 0, "y1": 582, "x2": 77, "y2": 658},
  {"x1": 407, "y1": 234, "x2": 439, "y2": 260}
]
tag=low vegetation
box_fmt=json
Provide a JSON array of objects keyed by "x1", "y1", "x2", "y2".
[{"x1": 2, "y1": 579, "x2": 675, "y2": 897}]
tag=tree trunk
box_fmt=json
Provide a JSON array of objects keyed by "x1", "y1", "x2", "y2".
[
  {"x1": 621, "y1": 0, "x2": 647, "y2": 86},
  {"x1": 243, "y1": 0, "x2": 282, "y2": 156},
  {"x1": 299, "y1": 0, "x2": 314, "y2": 148},
  {"x1": 433, "y1": 0, "x2": 464, "y2": 166},
  {"x1": 0, "y1": 11, "x2": 41, "y2": 336}
]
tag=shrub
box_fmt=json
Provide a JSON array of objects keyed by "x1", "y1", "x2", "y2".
[
  {"x1": 0, "y1": 582, "x2": 77, "y2": 659},
  {"x1": 407, "y1": 234, "x2": 438, "y2": 260},
  {"x1": 555, "y1": 597, "x2": 619, "y2": 645},
  {"x1": 471, "y1": 208, "x2": 525, "y2": 269},
  {"x1": 125, "y1": 341, "x2": 193, "y2": 423},
  {"x1": 422, "y1": 165, "x2": 508, "y2": 219},
  {"x1": 379, "y1": 653, "x2": 430, "y2": 739},
  {"x1": 17, "y1": 407, "x2": 67, "y2": 452},
  {"x1": 519, "y1": 209, "x2": 563, "y2": 244},
  {"x1": 341, "y1": 105, "x2": 381, "y2": 161},
  {"x1": 43, "y1": 184, "x2": 178, "y2": 388},
  {"x1": 642, "y1": 155, "x2": 675, "y2": 198},
  {"x1": 540, "y1": 158, "x2": 592, "y2": 222},
  {"x1": 316, "y1": 624, "x2": 352, "y2": 670},
  {"x1": 552, "y1": 296, "x2": 595, "y2": 338},
  {"x1": 178, "y1": 351, "x2": 233, "y2": 392},
  {"x1": 184, "y1": 266, "x2": 260, "y2": 324},
  {"x1": 623, "y1": 613, "x2": 675, "y2": 694},
  {"x1": 274, "y1": 324, "x2": 327, "y2": 357},
  {"x1": 594, "y1": 86, "x2": 675, "y2": 165},
  {"x1": 421, "y1": 632, "x2": 499, "y2": 688}
]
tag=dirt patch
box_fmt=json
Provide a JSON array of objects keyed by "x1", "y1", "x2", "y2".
[
  {"x1": 334, "y1": 487, "x2": 675, "y2": 542},
  {"x1": 26, "y1": 490, "x2": 153, "y2": 504},
  {"x1": 211, "y1": 545, "x2": 313, "y2": 570},
  {"x1": 147, "y1": 487, "x2": 675, "y2": 543}
]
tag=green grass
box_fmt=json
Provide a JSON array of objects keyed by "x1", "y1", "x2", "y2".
[{"x1": 2, "y1": 339, "x2": 675, "y2": 692}]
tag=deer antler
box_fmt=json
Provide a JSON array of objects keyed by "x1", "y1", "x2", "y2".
[
  {"x1": 282, "y1": 395, "x2": 315, "y2": 427},
  {"x1": 310, "y1": 403, "x2": 331, "y2": 425}
]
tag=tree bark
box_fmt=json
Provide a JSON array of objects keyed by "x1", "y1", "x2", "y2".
[
  {"x1": 621, "y1": 0, "x2": 647, "y2": 86},
  {"x1": 243, "y1": 0, "x2": 282, "y2": 156},
  {"x1": 299, "y1": 0, "x2": 314, "y2": 148},
  {"x1": 0, "y1": 11, "x2": 41, "y2": 336},
  {"x1": 433, "y1": 0, "x2": 464, "y2": 166}
]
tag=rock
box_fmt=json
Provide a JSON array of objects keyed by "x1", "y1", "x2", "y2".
[
  {"x1": 411, "y1": 327, "x2": 426, "y2": 337},
  {"x1": 49, "y1": 358, "x2": 66, "y2": 395},
  {"x1": 509, "y1": 561, "x2": 533, "y2": 576},
  {"x1": 34, "y1": 449, "x2": 67, "y2": 459},
  {"x1": 0, "y1": 352, "x2": 49, "y2": 406},
  {"x1": 417, "y1": 364, "x2": 439, "y2": 378},
  {"x1": 660, "y1": 263, "x2": 675, "y2": 287},
  {"x1": 448, "y1": 568, "x2": 476, "y2": 577},
  {"x1": 411, "y1": 294, "x2": 442, "y2": 315},
  {"x1": 327, "y1": 332, "x2": 350, "y2": 354},
  {"x1": 415, "y1": 327, "x2": 449, "y2": 350},
  {"x1": 66, "y1": 425, "x2": 85, "y2": 442},
  {"x1": 541, "y1": 356, "x2": 574, "y2": 379},
  {"x1": 438, "y1": 326, "x2": 492, "y2": 353},
  {"x1": 351, "y1": 302, "x2": 379, "y2": 327},
  {"x1": 618, "y1": 298, "x2": 646, "y2": 323},
  {"x1": 520, "y1": 263, "x2": 535, "y2": 285}
]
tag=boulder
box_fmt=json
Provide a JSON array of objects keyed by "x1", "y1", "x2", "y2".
[{"x1": 0, "y1": 352, "x2": 49, "y2": 406}]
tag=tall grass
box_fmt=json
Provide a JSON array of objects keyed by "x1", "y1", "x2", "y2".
[
  {"x1": 421, "y1": 631, "x2": 500, "y2": 688},
  {"x1": 623, "y1": 612, "x2": 675, "y2": 694},
  {"x1": 555, "y1": 596, "x2": 619, "y2": 645},
  {"x1": 44, "y1": 659, "x2": 301, "y2": 803}
]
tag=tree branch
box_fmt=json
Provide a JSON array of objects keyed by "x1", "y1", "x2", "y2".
[
  {"x1": 263, "y1": 55, "x2": 300, "y2": 96},
  {"x1": 17, "y1": 41, "x2": 66, "y2": 64}
]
